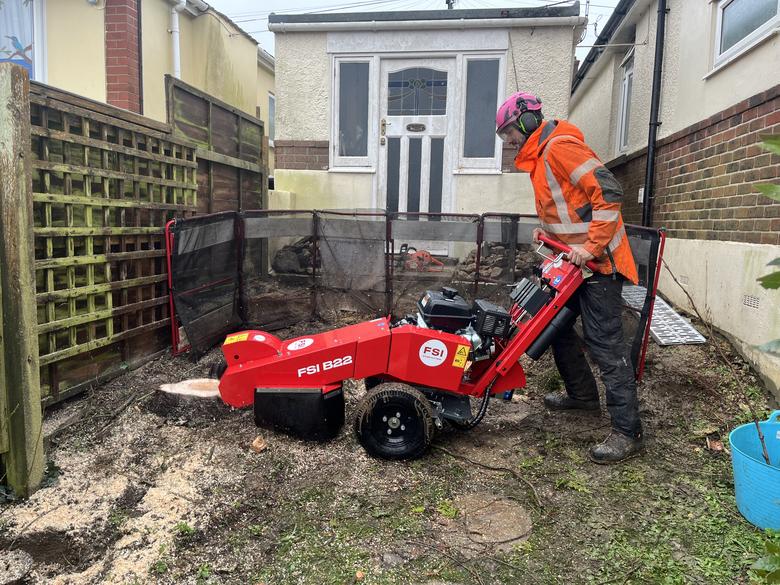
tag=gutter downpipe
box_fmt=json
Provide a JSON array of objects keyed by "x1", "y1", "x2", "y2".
[
  {"x1": 171, "y1": 0, "x2": 187, "y2": 79},
  {"x1": 642, "y1": 0, "x2": 668, "y2": 227}
]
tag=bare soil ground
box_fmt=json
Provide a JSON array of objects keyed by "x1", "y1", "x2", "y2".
[{"x1": 0, "y1": 314, "x2": 775, "y2": 585}]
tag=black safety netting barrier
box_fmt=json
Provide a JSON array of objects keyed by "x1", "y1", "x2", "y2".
[
  {"x1": 316, "y1": 210, "x2": 390, "y2": 318},
  {"x1": 166, "y1": 209, "x2": 664, "y2": 380},
  {"x1": 242, "y1": 210, "x2": 316, "y2": 331},
  {"x1": 476, "y1": 214, "x2": 541, "y2": 305},
  {"x1": 167, "y1": 211, "x2": 243, "y2": 356},
  {"x1": 623, "y1": 225, "x2": 665, "y2": 379},
  {"x1": 389, "y1": 213, "x2": 481, "y2": 316}
]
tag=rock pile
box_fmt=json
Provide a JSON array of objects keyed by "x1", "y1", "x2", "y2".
[
  {"x1": 455, "y1": 243, "x2": 538, "y2": 282},
  {"x1": 271, "y1": 237, "x2": 316, "y2": 274}
]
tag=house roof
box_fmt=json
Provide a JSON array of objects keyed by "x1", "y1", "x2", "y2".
[
  {"x1": 178, "y1": 1, "x2": 261, "y2": 47},
  {"x1": 257, "y1": 47, "x2": 275, "y2": 73},
  {"x1": 571, "y1": 0, "x2": 637, "y2": 94},
  {"x1": 269, "y1": 4, "x2": 580, "y2": 26}
]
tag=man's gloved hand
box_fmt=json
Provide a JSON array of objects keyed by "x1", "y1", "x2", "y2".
[
  {"x1": 567, "y1": 245, "x2": 595, "y2": 267},
  {"x1": 532, "y1": 228, "x2": 548, "y2": 244}
]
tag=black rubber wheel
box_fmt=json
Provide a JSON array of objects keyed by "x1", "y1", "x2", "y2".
[
  {"x1": 353, "y1": 383, "x2": 435, "y2": 460},
  {"x1": 364, "y1": 376, "x2": 384, "y2": 391},
  {"x1": 208, "y1": 360, "x2": 227, "y2": 380}
]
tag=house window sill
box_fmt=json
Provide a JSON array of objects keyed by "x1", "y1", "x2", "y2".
[
  {"x1": 705, "y1": 26, "x2": 780, "y2": 80},
  {"x1": 328, "y1": 167, "x2": 376, "y2": 174},
  {"x1": 453, "y1": 168, "x2": 502, "y2": 175}
]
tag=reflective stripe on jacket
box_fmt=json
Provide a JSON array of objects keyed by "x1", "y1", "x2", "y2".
[{"x1": 514, "y1": 120, "x2": 639, "y2": 284}]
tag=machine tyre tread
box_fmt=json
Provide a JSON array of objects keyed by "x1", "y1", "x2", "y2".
[{"x1": 353, "y1": 383, "x2": 435, "y2": 460}]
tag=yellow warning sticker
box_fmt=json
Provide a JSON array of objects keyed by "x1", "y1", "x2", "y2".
[
  {"x1": 224, "y1": 332, "x2": 249, "y2": 345},
  {"x1": 452, "y1": 344, "x2": 470, "y2": 368}
]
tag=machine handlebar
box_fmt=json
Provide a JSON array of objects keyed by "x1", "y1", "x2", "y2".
[{"x1": 537, "y1": 234, "x2": 600, "y2": 272}]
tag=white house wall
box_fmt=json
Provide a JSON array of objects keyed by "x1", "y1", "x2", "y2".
[
  {"x1": 271, "y1": 169, "x2": 374, "y2": 210},
  {"x1": 454, "y1": 174, "x2": 535, "y2": 215},
  {"x1": 666, "y1": 1, "x2": 780, "y2": 139},
  {"x1": 567, "y1": 53, "x2": 618, "y2": 160},
  {"x1": 570, "y1": 0, "x2": 780, "y2": 161},
  {"x1": 660, "y1": 239, "x2": 780, "y2": 391},
  {"x1": 275, "y1": 32, "x2": 330, "y2": 142},
  {"x1": 273, "y1": 24, "x2": 578, "y2": 214},
  {"x1": 506, "y1": 26, "x2": 575, "y2": 119}
]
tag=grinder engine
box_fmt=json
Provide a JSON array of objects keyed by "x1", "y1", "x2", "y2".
[{"x1": 398, "y1": 286, "x2": 511, "y2": 362}]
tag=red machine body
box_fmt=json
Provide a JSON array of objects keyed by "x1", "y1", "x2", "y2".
[
  {"x1": 219, "y1": 235, "x2": 586, "y2": 410},
  {"x1": 220, "y1": 319, "x2": 391, "y2": 408}
]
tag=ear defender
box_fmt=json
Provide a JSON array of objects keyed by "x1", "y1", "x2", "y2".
[
  {"x1": 514, "y1": 96, "x2": 542, "y2": 136},
  {"x1": 517, "y1": 111, "x2": 541, "y2": 136}
]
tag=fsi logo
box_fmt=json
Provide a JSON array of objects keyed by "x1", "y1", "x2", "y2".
[
  {"x1": 287, "y1": 338, "x2": 314, "y2": 351},
  {"x1": 419, "y1": 340, "x2": 448, "y2": 367}
]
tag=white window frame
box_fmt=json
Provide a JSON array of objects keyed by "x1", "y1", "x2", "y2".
[
  {"x1": 0, "y1": 0, "x2": 46, "y2": 81},
  {"x1": 713, "y1": 0, "x2": 780, "y2": 69},
  {"x1": 616, "y1": 49, "x2": 634, "y2": 154},
  {"x1": 267, "y1": 92, "x2": 275, "y2": 148},
  {"x1": 330, "y1": 55, "x2": 377, "y2": 170},
  {"x1": 457, "y1": 53, "x2": 506, "y2": 172},
  {"x1": 33, "y1": 0, "x2": 46, "y2": 82}
]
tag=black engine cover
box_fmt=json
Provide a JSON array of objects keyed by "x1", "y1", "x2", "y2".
[{"x1": 418, "y1": 288, "x2": 472, "y2": 333}]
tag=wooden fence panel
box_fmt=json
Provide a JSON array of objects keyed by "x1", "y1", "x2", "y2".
[
  {"x1": 29, "y1": 82, "x2": 198, "y2": 403},
  {"x1": 1, "y1": 64, "x2": 44, "y2": 495},
  {"x1": 166, "y1": 76, "x2": 267, "y2": 214}
]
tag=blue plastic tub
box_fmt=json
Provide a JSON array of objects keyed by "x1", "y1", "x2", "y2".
[{"x1": 730, "y1": 410, "x2": 780, "y2": 529}]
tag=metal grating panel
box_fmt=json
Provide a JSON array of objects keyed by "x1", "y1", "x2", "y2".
[
  {"x1": 622, "y1": 285, "x2": 706, "y2": 346},
  {"x1": 742, "y1": 294, "x2": 760, "y2": 309}
]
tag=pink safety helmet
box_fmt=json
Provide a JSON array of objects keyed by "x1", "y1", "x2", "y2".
[{"x1": 495, "y1": 92, "x2": 543, "y2": 141}]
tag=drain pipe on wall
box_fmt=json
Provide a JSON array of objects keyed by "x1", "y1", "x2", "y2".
[
  {"x1": 171, "y1": 0, "x2": 187, "y2": 79},
  {"x1": 642, "y1": 0, "x2": 668, "y2": 227}
]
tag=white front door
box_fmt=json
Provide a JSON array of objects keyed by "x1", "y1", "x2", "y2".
[{"x1": 377, "y1": 58, "x2": 457, "y2": 217}]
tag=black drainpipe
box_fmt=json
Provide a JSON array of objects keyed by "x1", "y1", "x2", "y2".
[{"x1": 642, "y1": 0, "x2": 668, "y2": 227}]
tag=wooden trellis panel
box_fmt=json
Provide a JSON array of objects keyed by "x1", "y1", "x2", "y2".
[{"x1": 29, "y1": 83, "x2": 198, "y2": 403}]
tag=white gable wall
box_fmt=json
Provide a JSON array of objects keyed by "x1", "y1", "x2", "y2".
[{"x1": 276, "y1": 32, "x2": 330, "y2": 142}]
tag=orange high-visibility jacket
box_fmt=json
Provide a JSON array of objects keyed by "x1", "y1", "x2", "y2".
[{"x1": 515, "y1": 120, "x2": 638, "y2": 284}]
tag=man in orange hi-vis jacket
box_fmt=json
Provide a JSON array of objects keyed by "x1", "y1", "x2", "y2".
[{"x1": 496, "y1": 92, "x2": 643, "y2": 464}]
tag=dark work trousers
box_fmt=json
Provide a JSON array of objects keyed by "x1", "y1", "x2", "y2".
[{"x1": 551, "y1": 272, "x2": 642, "y2": 438}]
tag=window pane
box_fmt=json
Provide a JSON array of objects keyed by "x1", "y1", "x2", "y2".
[
  {"x1": 339, "y1": 62, "x2": 369, "y2": 156},
  {"x1": 721, "y1": 0, "x2": 777, "y2": 53},
  {"x1": 387, "y1": 68, "x2": 447, "y2": 116},
  {"x1": 428, "y1": 138, "x2": 444, "y2": 215},
  {"x1": 268, "y1": 94, "x2": 275, "y2": 142},
  {"x1": 407, "y1": 138, "x2": 422, "y2": 213},
  {"x1": 464, "y1": 59, "x2": 500, "y2": 158},
  {"x1": 621, "y1": 71, "x2": 632, "y2": 148},
  {"x1": 0, "y1": 0, "x2": 35, "y2": 77},
  {"x1": 387, "y1": 137, "x2": 400, "y2": 213}
]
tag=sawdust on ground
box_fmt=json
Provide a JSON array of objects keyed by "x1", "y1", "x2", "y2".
[{"x1": 0, "y1": 313, "x2": 774, "y2": 584}]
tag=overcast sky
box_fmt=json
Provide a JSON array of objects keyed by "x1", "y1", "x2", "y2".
[{"x1": 206, "y1": 0, "x2": 618, "y2": 61}]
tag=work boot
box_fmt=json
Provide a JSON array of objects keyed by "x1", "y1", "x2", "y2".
[
  {"x1": 589, "y1": 431, "x2": 644, "y2": 464},
  {"x1": 543, "y1": 391, "x2": 600, "y2": 411}
]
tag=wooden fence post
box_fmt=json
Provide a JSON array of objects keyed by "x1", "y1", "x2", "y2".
[{"x1": 0, "y1": 63, "x2": 44, "y2": 497}]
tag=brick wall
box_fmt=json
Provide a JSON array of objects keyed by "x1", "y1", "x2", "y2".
[
  {"x1": 275, "y1": 140, "x2": 329, "y2": 171},
  {"x1": 608, "y1": 84, "x2": 780, "y2": 244},
  {"x1": 105, "y1": 0, "x2": 141, "y2": 114},
  {"x1": 606, "y1": 151, "x2": 646, "y2": 226},
  {"x1": 502, "y1": 144, "x2": 519, "y2": 173}
]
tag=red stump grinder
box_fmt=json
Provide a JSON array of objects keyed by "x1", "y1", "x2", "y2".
[{"x1": 215, "y1": 236, "x2": 634, "y2": 460}]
